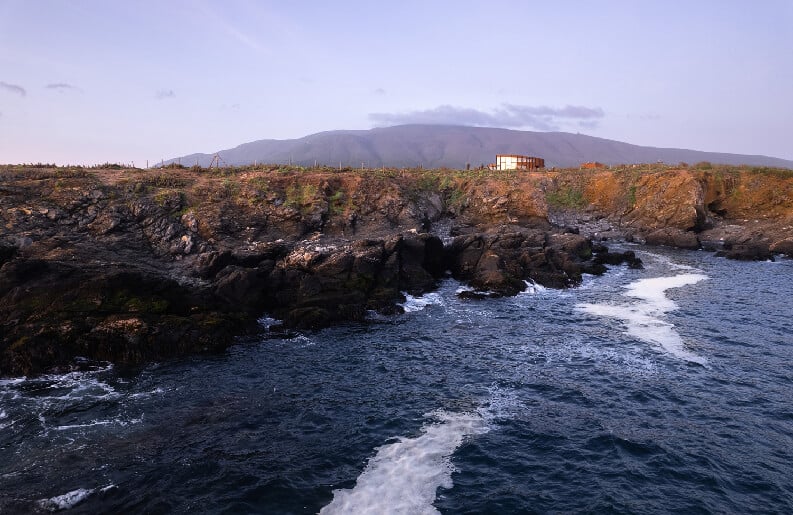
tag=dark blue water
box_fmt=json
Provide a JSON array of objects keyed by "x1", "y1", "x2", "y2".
[{"x1": 2, "y1": 247, "x2": 792, "y2": 513}]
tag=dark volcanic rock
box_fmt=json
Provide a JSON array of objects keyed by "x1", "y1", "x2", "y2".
[
  {"x1": 713, "y1": 232, "x2": 774, "y2": 261},
  {"x1": 252, "y1": 234, "x2": 447, "y2": 330},
  {"x1": 0, "y1": 260, "x2": 251, "y2": 377},
  {"x1": 770, "y1": 238, "x2": 793, "y2": 257},
  {"x1": 717, "y1": 243, "x2": 774, "y2": 261},
  {"x1": 443, "y1": 229, "x2": 626, "y2": 296},
  {"x1": 592, "y1": 249, "x2": 644, "y2": 270},
  {"x1": 0, "y1": 242, "x2": 17, "y2": 266},
  {"x1": 644, "y1": 228, "x2": 701, "y2": 250}
]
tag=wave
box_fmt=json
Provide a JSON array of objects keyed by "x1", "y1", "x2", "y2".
[
  {"x1": 400, "y1": 292, "x2": 445, "y2": 313},
  {"x1": 518, "y1": 280, "x2": 547, "y2": 295},
  {"x1": 577, "y1": 273, "x2": 708, "y2": 365}
]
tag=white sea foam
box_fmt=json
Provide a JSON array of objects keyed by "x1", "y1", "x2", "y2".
[
  {"x1": 29, "y1": 366, "x2": 119, "y2": 402},
  {"x1": 400, "y1": 292, "x2": 445, "y2": 313},
  {"x1": 519, "y1": 280, "x2": 547, "y2": 295},
  {"x1": 36, "y1": 488, "x2": 94, "y2": 511},
  {"x1": 577, "y1": 273, "x2": 708, "y2": 365},
  {"x1": 257, "y1": 316, "x2": 280, "y2": 330},
  {"x1": 0, "y1": 409, "x2": 11, "y2": 430},
  {"x1": 280, "y1": 334, "x2": 314, "y2": 348},
  {"x1": 52, "y1": 416, "x2": 142, "y2": 431},
  {"x1": 321, "y1": 410, "x2": 489, "y2": 515},
  {"x1": 129, "y1": 387, "x2": 165, "y2": 399},
  {"x1": 638, "y1": 251, "x2": 699, "y2": 272}
]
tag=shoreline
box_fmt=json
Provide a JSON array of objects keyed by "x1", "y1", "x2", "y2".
[{"x1": 2, "y1": 165, "x2": 791, "y2": 376}]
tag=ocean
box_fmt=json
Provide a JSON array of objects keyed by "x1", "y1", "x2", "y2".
[{"x1": 1, "y1": 245, "x2": 792, "y2": 513}]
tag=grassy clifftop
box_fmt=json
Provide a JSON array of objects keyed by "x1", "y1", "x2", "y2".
[{"x1": 3, "y1": 163, "x2": 791, "y2": 233}]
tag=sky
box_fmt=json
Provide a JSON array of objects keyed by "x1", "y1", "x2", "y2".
[{"x1": 1, "y1": 0, "x2": 792, "y2": 166}]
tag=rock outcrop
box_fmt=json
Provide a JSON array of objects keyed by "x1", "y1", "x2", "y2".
[
  {"x1": 3, "y1": 163, "x2": 789, "y2": 376},
  {"x1": 553, "y1": 167, "x2": 793, "y2": 259},
  {"x1": 0, "y1": 166, "x2": 632, "y2": 376}
]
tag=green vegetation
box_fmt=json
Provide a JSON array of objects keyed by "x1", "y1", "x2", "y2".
[
  {"x1": 108, "y1": 290, "x2": 170, "y2": 314},
  {"x1": 745, "y1": 166, "x2": 793, "y2": 179},
  {"x1": 221, "y1": 178, "x2": 239, "y2": 198},
  {"x1": 139, "y1": 173, "x2": 189, "y2": 189},
  {"x1": 285, "y1": 183, "x2": 319, "y2": 211},
  {"x1": 248, "y1": 176, "x2": 271, "y2": 193},
  {"x1": 93, "y1": 162, "x2": 126, "y2": 170},
  {"x1": 328, "y1": 189, "x2": 346, "y2": 215},
  {"x1": 124, "y1": 296, "x2": 169, "y2": 313},
  {"x1": 546, "y1": 186, "x2": 585, "y2": 208},
  {"x1": 447, "y1": 187, "x2": 467, "y2": 209}
]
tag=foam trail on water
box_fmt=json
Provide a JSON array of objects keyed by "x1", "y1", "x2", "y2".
[
  {"x1": 36, "y1": 488, "x2": 94, "y2": 511},
  {"x1": 577, "y1": 273, "x2": 708, "y2": 365},
  {"x1": 321, "y1": 410, "x2": 489, "y2": 514}
]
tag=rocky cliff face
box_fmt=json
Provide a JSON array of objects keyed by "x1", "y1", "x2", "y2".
[
  {"x1": 1, "y1": 164, "x2": 789, "y2": 376},
  {"x1": 542, "y1": 165, "x2": 793, "y2": 259}
]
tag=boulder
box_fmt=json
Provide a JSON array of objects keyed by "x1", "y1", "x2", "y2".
[
  {"x1": 592, "y1": 249, "x2": 643, "y2": 269},
  {"x1": 717, "y1": 243, "x2": 774, "y2": 261},
  {"x1": 644, "y1": 228, "x2": 700, "y2": 250},
  {"x1": 0, "y1": 243, "x2": 17, "y2": 266},
  {"x1": 770, "y1": 238, "x2": 793, "y2": 257},
  {"x1": 444, "y1": 229, "x2": 620, "y2": 295}
]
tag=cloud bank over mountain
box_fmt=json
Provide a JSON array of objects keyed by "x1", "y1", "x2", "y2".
[{"x1": 369, "y1": 104, "x2": 605, "y2": 131}]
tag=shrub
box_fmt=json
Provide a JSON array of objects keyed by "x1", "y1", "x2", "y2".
[{"x1": 546, "y1": 186, "x2": 585, "y2": 208}]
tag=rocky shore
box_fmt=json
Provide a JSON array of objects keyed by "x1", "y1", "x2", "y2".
[{"x1": 2, "y1": 164, "x2": 791, "y2": 376}]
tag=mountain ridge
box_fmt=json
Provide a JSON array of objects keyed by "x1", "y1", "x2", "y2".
[{"x1": 167, "y1": 125, "x2": 793, "y2": 169}]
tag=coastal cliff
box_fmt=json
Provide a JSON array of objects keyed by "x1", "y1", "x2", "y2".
[{"x1": 2, "y1": 164, "x2": 791, "y2": 376}]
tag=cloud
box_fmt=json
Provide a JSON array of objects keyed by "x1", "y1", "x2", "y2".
[
  {"x1": 156, "y1": 89, "x2": 175, "y2": 100},
  {"x1": 0, "y1": 81, "x2": 26, "y2": 97},
  {"x1": 369, "y1": 103, "x2": 605, "y2": 131},
  {"x1": 374, "y1": 87, "x2": 386, "y2": 95},
  {"x1": 46, "y1": 83, "x2": 81, "y2": 92}
]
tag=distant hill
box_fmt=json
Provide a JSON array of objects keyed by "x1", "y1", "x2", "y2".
[{"x1": 167, "y1": 125, "x2": 793, "y2": 169}]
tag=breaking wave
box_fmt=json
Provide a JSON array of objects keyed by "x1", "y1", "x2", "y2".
[{"x1": 400, "y1": 292, "x2": 445, "y2": 313}]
